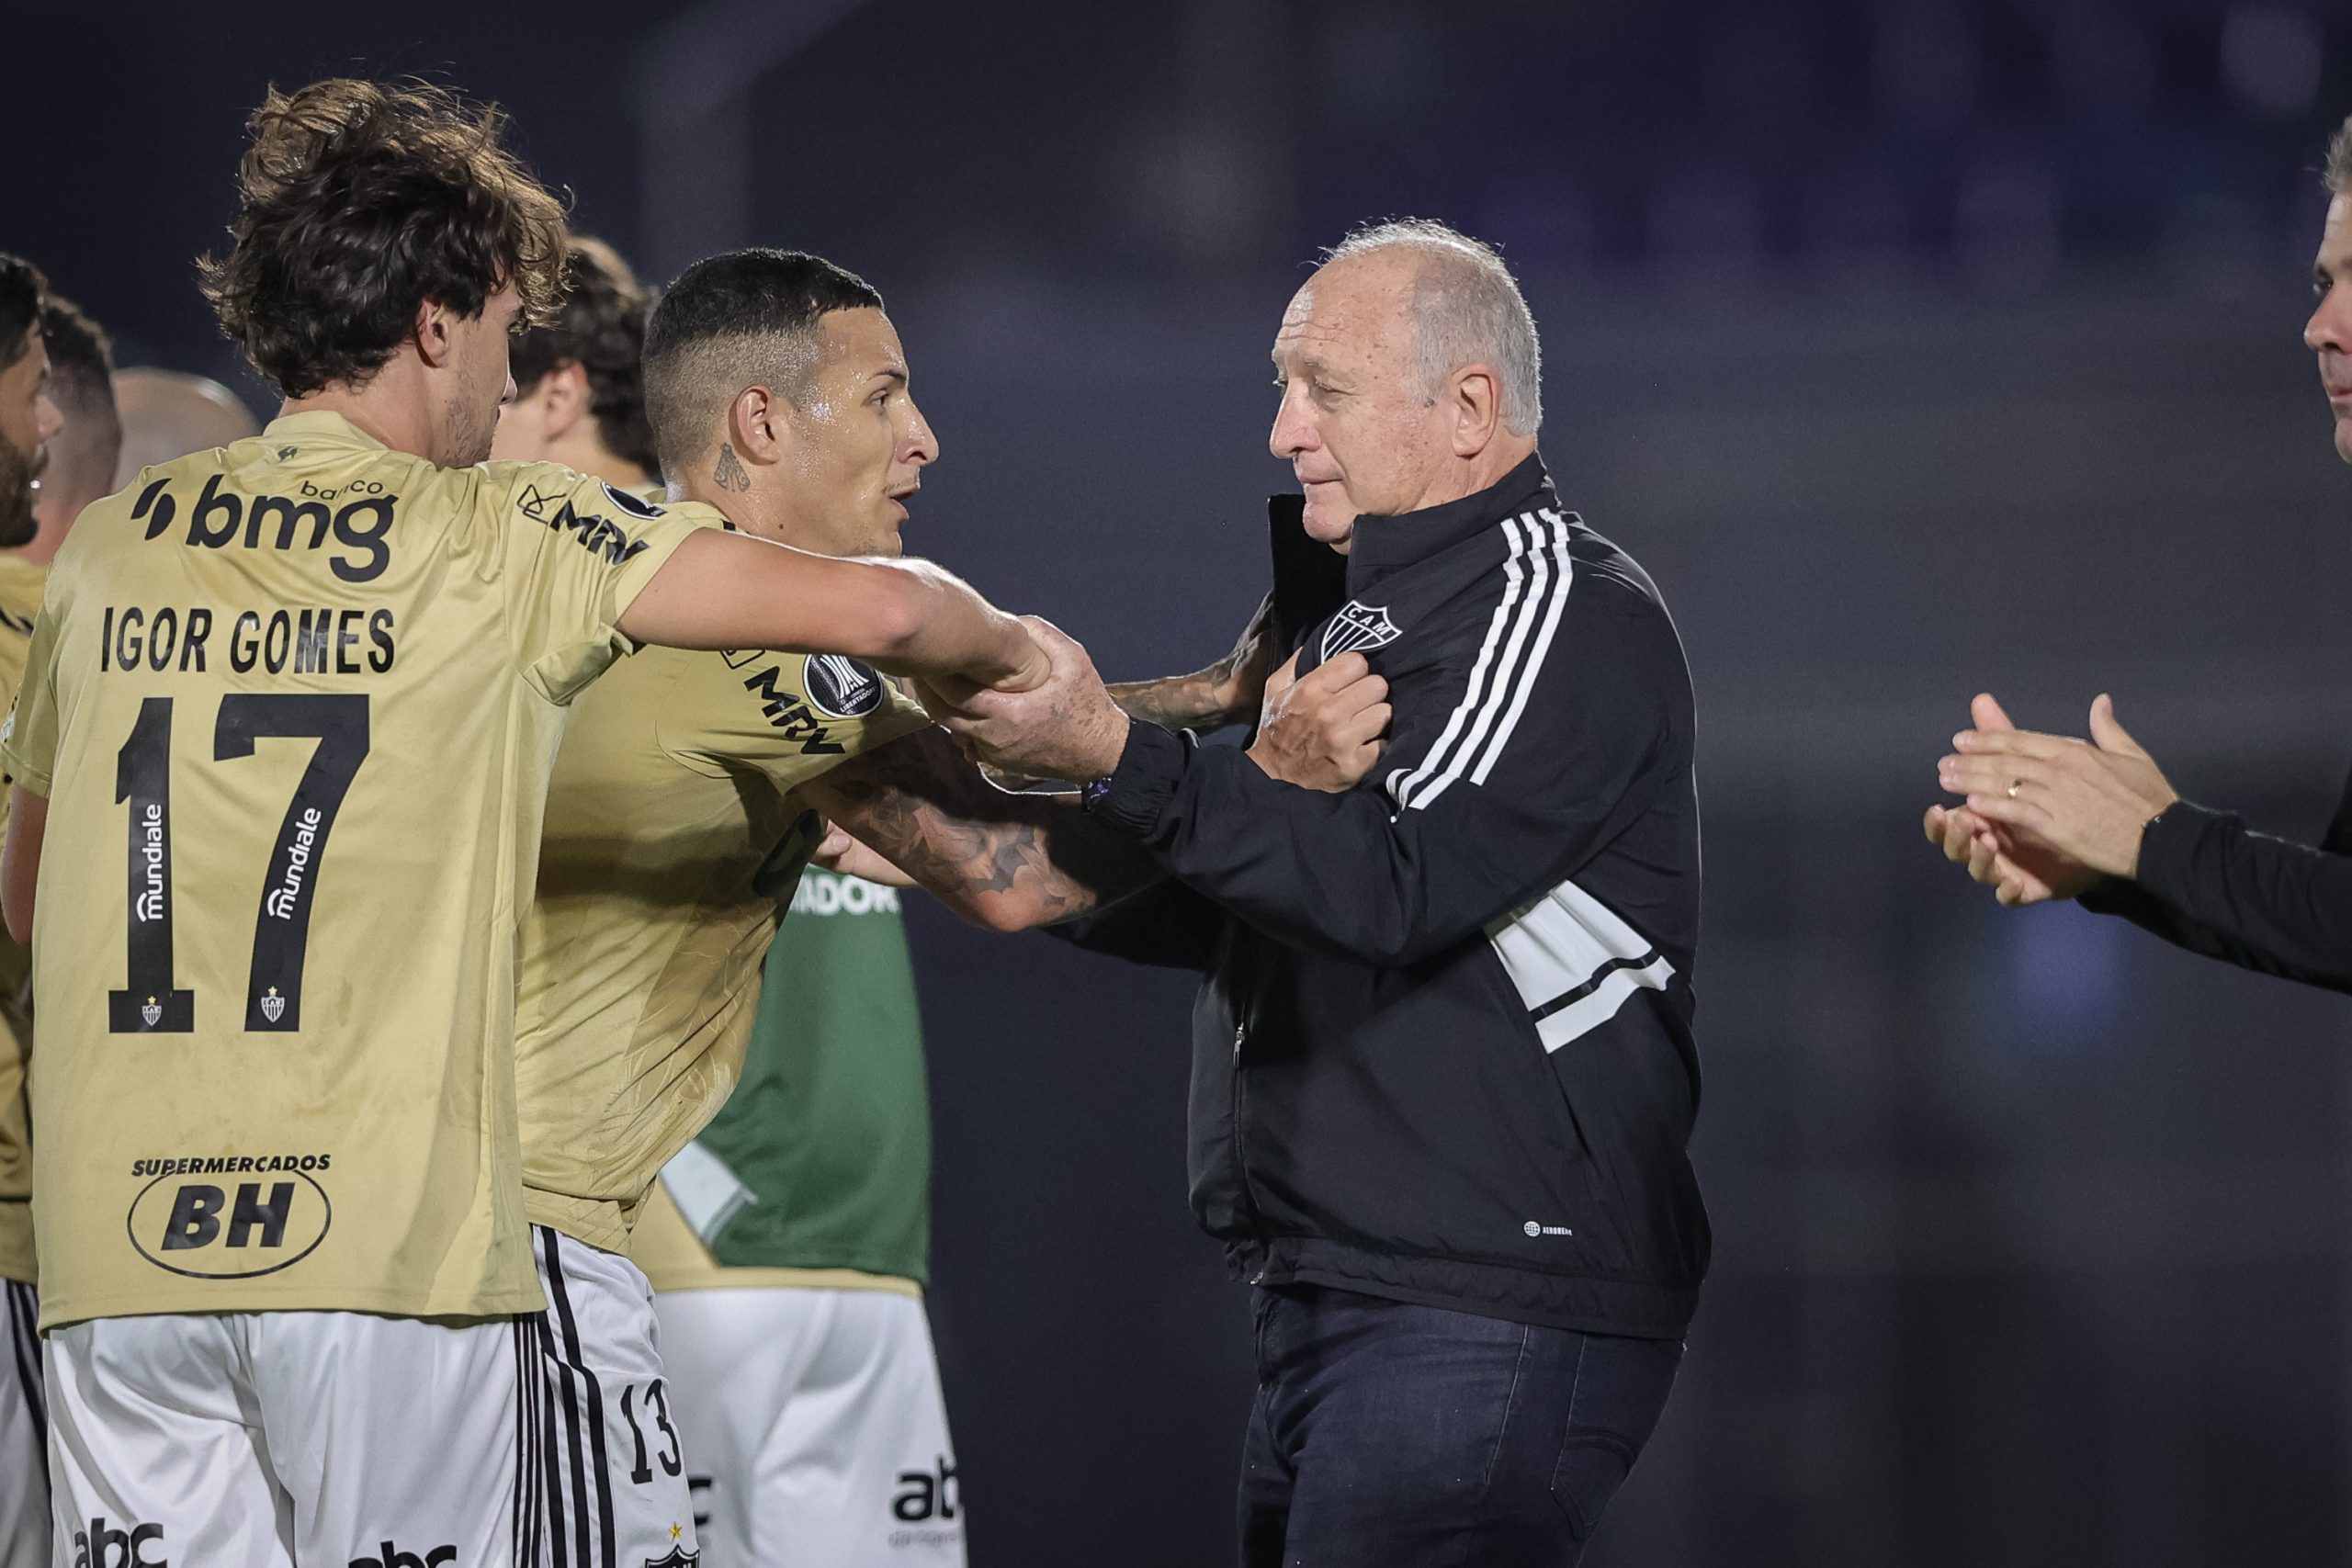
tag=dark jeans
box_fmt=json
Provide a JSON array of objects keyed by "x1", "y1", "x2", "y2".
[{"x1": 1238, "y1": 1283, "x2": 1682, "y2": 1568}]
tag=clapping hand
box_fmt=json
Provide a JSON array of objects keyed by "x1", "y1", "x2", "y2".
[{"x1": 1925, "y1": 693, "x2": 2177, "y2": 905}]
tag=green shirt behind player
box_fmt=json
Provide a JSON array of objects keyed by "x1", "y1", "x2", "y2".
[{"x1": 635, "y1": 867, "x2": 954, "y2": 1562}]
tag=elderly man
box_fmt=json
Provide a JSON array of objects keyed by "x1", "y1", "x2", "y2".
[
  {"x1": 1929, "y1": 117, "x2": 2352, "y2": 987},
  {"x1": 940, "y1": 220, "x2": 1706, "y2": 1565}
]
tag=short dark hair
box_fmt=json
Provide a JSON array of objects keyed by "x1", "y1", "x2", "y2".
[
  {"x1": 509, "y1": 236, "x2": 657, "y2": 475},
  {"x1": 2332, "y1": 114, "x2": 2352, "y2": 194},
  {"x1": 40, "y1": 293, "x2": 123, "y2": 489},
  {"x1": 642, "y1": 248, "x2": 883, "y2": 473},
  {"x1": 0, "y1": 254, "x2": 46, "y2": 371},
  {"x1": 198, "y1": 77, "x2": 570, "y2": 398},
  {"x1": 40, "y1": 293, "x2": 115, "y2": 414}
]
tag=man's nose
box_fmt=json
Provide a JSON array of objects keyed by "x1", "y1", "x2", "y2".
[
  {"x1": 1268, "y1": 389, "x2": 1312, "y2": 459},
  {"x1": 2307, "y1": 289, "x2": 2352, "y2": 355},
  {"x1": 905, "y1": 402, "x2": 939, "y2": 467}
]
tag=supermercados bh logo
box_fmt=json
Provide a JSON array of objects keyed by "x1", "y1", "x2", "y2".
[
  {"x1": 1320, "y1": 600, "x2": 1401, "y2": 660},
  {"x1": 125, "y1": 1153, "x2": 333, "y2": 1280},
  {"x1": 804, "y1": 652, "x2": 885, "y2": 718},
  {"x1": 516, "y1": 482, "x2": 655, "y2": 565}
]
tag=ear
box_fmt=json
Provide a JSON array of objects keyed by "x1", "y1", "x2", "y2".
[
  {"x1": 540, "y1": 362, "x2": 592, "y2": 441},
  {"x1": 413, "y1": 298, "x2": 458, "y2": 369},
  {"x1": 728, "y1": 384, "x2": 787, "y2": 465},
  {"x1": 1449, "y1": 365, "x2": 1503, "y2": 458}
]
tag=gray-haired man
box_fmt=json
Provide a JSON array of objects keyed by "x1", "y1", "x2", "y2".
[{"x1": 933, "y1": 221, "x2": 1707, "y2": 1564}]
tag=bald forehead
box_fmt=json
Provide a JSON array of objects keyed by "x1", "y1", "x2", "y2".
[{"x1": 1276, "y1": 253, "x2": 1420, "y2": 366}]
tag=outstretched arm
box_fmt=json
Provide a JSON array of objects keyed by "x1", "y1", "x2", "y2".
[
  {"x1": 618, "y1": 529, "x2": 1046, "y2": 692},
  {"x1": 797, "y1": 727, "x2": 1160, "y2": 933},
  {"x1": 1935, "y1": 692, "x2": 2352, "y2": 992}
]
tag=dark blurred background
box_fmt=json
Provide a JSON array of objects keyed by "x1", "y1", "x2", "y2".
[{"x1": 18, "y1": 1, "x2": 2352, "y2": 1562}]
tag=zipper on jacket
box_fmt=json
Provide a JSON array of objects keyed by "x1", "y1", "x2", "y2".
[{"x1": 1230, "y1": 1016, "x2": 1274, "y2": 1276}]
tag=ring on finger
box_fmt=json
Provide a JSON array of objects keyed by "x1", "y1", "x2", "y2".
[{"x1": 2006, "y1": 778, "x2": 2023, "y2": 799}]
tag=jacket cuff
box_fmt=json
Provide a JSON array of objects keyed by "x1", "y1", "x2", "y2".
[
  {"x1": 1095, "y1": 717, "x2": 1190, "y2": 839},
  {"x1": 2130, "y1": 799, "x2": 2231, "y2": 908}
]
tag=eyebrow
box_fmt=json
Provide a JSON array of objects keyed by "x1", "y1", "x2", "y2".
[{"x1": 871, "y1": 367, "x2": 908, "y2": 388}]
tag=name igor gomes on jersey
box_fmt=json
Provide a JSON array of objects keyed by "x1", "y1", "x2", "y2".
[{"x1": 0, "y1": 412, "x2": 708, "y2": 1329}]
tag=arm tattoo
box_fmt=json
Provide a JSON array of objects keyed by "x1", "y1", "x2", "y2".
[
  {"x1": 712, "y1": 443, "x2": 751, "y2": 491},
  {"x1": 802, "y1": 728, "x2": 1158, "y2": 927},
  {"x1": 1109, "y1": 671, "x2": 1240, "y2": 731}
]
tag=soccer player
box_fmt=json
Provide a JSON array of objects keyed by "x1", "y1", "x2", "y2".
[
  {"x1": 110, "y1": 368, "x2": 261, "y2": 491},
  {"x1": 0, "y1": 250, "x2": 60, "y2": 1568},
  {"x1": 489, "y1": 235, "x2": 659, "y2": 491},
  {"x1": 26, "y1": 291, "x2": 119, "y2": 560},
  {"x1": 0, "y1": 81, "x2": 1042, "y2": 1566},
  {"x1": 1928, "y1": 115, "x2": 2352, "y2": 984},
  {"x1": 631, "y1": 857, "x2": 958, "y2": 1568},
  {"x1": 514, "y1": 246, "x2": 1172, "y2": 1564}
]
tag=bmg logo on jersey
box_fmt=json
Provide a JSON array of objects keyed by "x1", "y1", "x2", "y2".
[
  {"x1": 130, "y1": 473, "x2": 396, "y2": 583},
  {"x1": 125, "y1": 1161, "x2": 333, "y2": 1280},
  {"x1": 72, "y1": 1517, "x2": 164, "y2": 1568},
  {"x1": 347, "y1": 1544, "x2": 455, "y2": 1568}
]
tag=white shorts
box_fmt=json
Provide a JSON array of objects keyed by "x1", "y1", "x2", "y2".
[
  {"x1": 531, "y1": 1227, "x2": 700, "y2": 1568},
  {"x1": 652, "y1": 1285, "x2": 964, "y2": 1568},
  {"x1": 0, "y1": 1281, "x2": 45, "y2": 1566},
  {"x1": 44, "y1": 1307, "x2": 539, "y2": 1568}
]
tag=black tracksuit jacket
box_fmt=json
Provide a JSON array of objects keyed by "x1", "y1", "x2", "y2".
[{"x1": 1067, "y1": 455, "x2": 1709, "y2": 1339}]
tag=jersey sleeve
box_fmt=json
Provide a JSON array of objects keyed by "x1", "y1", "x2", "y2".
[
  {"x1": 485, "y1": 463, "x2": 714, "y2": 705},
  {"x1": 0, "y1": 602, "x2": 64, "y2": 799},
  {"x1": 660, "y1": 651, "x2": 933, "y2": 795}
]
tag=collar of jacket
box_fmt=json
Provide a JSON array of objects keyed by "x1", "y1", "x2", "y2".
[{"x1": 1324, "y1": 451, "x2": 1555, "y2": 599}]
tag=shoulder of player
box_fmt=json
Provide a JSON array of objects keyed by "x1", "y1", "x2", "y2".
[{"x1": 474, "y1": 460, "x2": 726, "y2": 533}]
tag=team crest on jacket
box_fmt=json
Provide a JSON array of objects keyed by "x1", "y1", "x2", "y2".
[
  {"x1": 1321, "y1": 600, "x2": 1401, "y2": 660},
  {"x1": 643, "y1": 1549, "x2": 701, "y2": 1568},
  {"x1": 804, "y1": 652, "x2": 886, "y2": 718}
]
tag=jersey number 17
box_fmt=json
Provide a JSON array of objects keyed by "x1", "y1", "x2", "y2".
[{"x1": 108, "y1": 693, "x2": 369, "y2": 1033}]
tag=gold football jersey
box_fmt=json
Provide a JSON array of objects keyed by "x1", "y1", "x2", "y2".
[
  {"x1": 0, "y1": 554, "x2": 44, "y2": 1284},
  {"x1": 515, "y1": 621, "x2": 927, "y2": 1252},
  {"x1": 0, "y1": 412, "x2": 708, "y2": 1328}
]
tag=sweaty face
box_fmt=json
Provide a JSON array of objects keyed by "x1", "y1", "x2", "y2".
[
  {"x1": 0, "y1": 326, "x2": 59, "y2": 548},
  {"x1": 1267, "y1": 253, "x2": 1455, "y2": 551},
  {"x1": 2306, "y1": 195, "x2": 2352, "y2": 465},
  {"x1": 441, "y1": 285, "x2": 526, "y2": 468},
  {"x1": 775, "y1": 309, "x2": 936, "y2": 559}
]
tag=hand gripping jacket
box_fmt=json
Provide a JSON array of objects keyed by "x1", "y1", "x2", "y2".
[{"x1": 1063, "y1": 455, "x2": 1709, "y2": 1339}]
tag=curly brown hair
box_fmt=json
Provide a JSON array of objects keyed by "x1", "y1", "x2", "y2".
[
  {"x1": 510, "y1": 236, "x2": 659, "y2": 475},
  {"x1": 198, "y1": 78, "x2": 570, "y2": 398}
]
